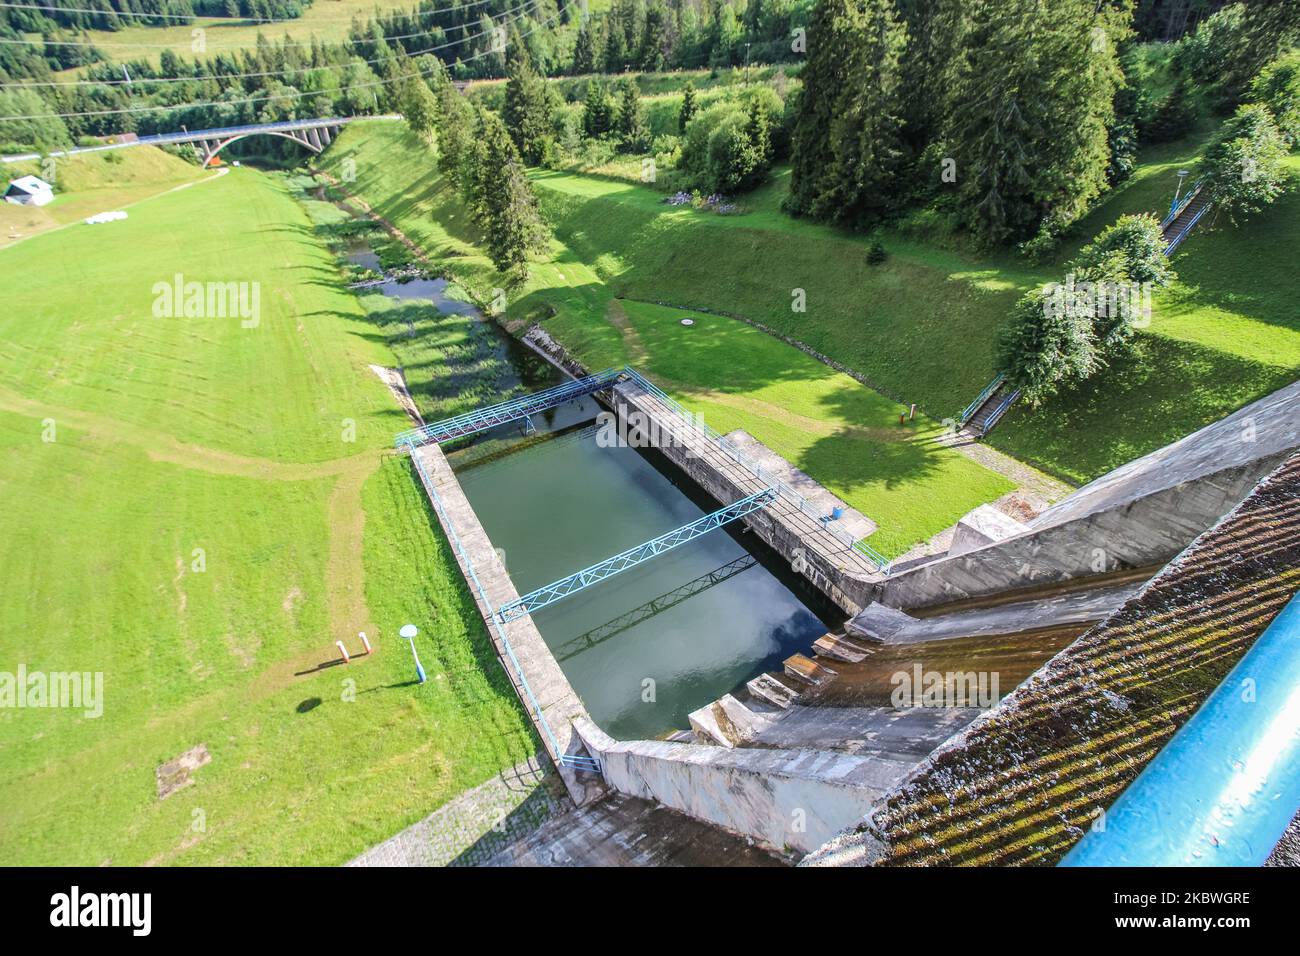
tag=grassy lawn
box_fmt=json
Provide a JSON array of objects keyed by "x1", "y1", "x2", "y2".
[
  {"x1": 320, "y1": 121, "x2": 1018, "y2": 557},
  {"x1": 0, "y1": 166, "x2": 533, "y2": 864},
  {"x1": 989, "y1": 148, "x2": 1300, "y2": 482},
  {"x1": 1, "y1": 147, "x2": 207, "y2": 249}
]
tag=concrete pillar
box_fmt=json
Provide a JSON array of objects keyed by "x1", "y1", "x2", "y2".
[{"x1": 306, "y1": 127, "x2": 322, "y2": 151}]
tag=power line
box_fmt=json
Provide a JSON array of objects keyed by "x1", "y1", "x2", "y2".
[
  {"x1": 6, "y1": 0, "x2": 543, "y2": 90},
  {"x1": 1, "y1": 0, "x2": 571, "y2": 120},
  {"x1": 0, "y1": 0, "x2": 536, "y2": 45},
  {"x1": 0, "y1": 0, "x2": 513, "y2": 26}
]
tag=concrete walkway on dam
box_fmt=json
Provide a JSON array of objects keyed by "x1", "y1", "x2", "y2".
[
  {"x1": 409, "y1": 442, "x2": 605, "y2": 806},
  {"x1": 613, "y1": 377, "x2": 884, "y2": 613}
]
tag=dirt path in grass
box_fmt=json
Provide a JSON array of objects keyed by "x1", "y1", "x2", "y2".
[
  {"x1": 0, "y1": 384, "x2": 381, "y2": 482},
  {"x1": 0, "y1": 381, "x2": 385, "y2": 645}
]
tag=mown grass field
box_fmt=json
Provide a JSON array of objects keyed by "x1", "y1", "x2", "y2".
[
  {"x1": 45, "y1": 0, "x2": 415, "y2": 70},
  {"x1": 0, "y1": 165, "x2": 534, "y2": 864},
  {"x1": 321, "y1": 121, "x2": 1019, "y2": 557},
  {"x1": 1, "y1": 147, "x2": 207, "y2": 248}
]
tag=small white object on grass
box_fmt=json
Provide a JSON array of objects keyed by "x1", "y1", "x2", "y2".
[{"x1": 681, "y1": 318, "x2": 694, "y2": 326}]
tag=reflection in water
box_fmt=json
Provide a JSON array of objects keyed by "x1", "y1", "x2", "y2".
[
  {"x1": 556, "y1": 554, "x2": 758, "y2": 661},
  {"x1": 453, "y1": 421, "x2": 837, "y2": 740}
]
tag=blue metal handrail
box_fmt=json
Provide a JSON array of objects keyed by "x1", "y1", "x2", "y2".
[
  {"x1": 1164, "y1": 199, "x2": 1211, "y2": 256},
  {"x1": 1061, "y1": 591, "x2": 1300, "y2": 867},
  {"x1": 981, "y1": 388, "x2": 1021, "y2": 433},
  {"x1": 1161, "y1": 178, "x2": 1204, "y2": 229},
  {"x1": 497, "y1": 487, "x2": 777, "y2": 623},
  {"x1": 395, "y1": 367, "x2": 626, "y2": 447},
  {"x1": 403, "y1": 441, "x2": 600, "y2": 774},
  {"x1": 961, "y1": 375, "x2": 1005, "y2": 426},
  {"x1": 618, "y1": 367, "x2": 892, "y2": 575}
]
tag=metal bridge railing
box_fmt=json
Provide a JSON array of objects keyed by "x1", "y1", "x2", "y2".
[
  {"x1": 496, "y1": 487, "x2": 777, "y2": 624},
  {"x1": 395, "y1": 367, "x2": 626, "y2": 448},
  {"x1": 403, "y1": 442, "x2": 600, "y2": 774},
  {"x1": 618, "y1": 367, "x2": 892, "y2": 574}
]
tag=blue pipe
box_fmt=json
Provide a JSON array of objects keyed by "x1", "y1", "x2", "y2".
[{"x1": 1061, "y1": 591, "x2": 1300, "y2": 867}]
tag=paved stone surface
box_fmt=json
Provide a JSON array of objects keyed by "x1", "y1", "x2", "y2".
[
  {"x1": 483, "y1": 793, "x2": 787, "y2": 867},
  {"x1": 347, "y1": 756, "x2": 567, "y2": 867}
]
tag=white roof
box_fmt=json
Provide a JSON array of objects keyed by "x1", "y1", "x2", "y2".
[{"x1": 8, "y1": 175, "x2": 53, "y2": 193}]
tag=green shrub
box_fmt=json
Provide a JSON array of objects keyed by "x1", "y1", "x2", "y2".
[
  {"x1": 1251, "y1": 52, "x2": 1300, "y2": 148},
  {"x1": 1202, "y1": 102, "x2": 1290, "y2": 224}
]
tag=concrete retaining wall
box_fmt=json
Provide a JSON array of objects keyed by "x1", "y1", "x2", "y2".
[
  {"x1": 877, "y1": 380, "x2": 1300, "y2": 610},
  {"x1": 409, "y1": 443, "x2": 604, "y2": 805},
  {"x1": 612, "y1": 384, "x2": 881, "y2": 615},
  {"x1": 573, "y1": 719, "x2": 901, "y2": 855}
]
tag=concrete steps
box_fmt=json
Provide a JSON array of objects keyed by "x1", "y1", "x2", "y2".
[
  {"x1": 747, "y1": 672, "x2": 802, "y2": 709},
  {"x1": 688, "y1": 693, "x2": 781, "y2": 748},
  {"x1": 846, "y1": 602, "x2": 916, "y2": 642},
  {"x1": 784, "y1": 652, "x2": 838, "y2": 686},
  {"x1": 813, "y1": 631, "x2": 877, "y2": 663}
]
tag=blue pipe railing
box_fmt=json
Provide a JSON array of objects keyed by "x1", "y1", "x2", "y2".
[
  {"x1": 1061, "y1": 591, "x2": 1300, "y2": 867},
  {"x1": 403, "y1": 441, "x2": 600, "y2": 774},
  {"x1": 1162, "y1": 178, "x2": 1204, "y2": 229},
  {"x1": 1164, "y1": 199, "x2": 1211, "y2": 256},
  {"x1": 981, "y1": 388, "x2": 1021, "y2": 433},
  {"x1": 961, "y1": 375, "x2": 1005, "y2": 426},
  {"x1": 619, "y1": 367, "x2": 892, "y2": 575}
]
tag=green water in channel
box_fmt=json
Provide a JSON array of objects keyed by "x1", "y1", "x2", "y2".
[{"x1": 360, "y1": 260, "x2": 836, "y2": 740}]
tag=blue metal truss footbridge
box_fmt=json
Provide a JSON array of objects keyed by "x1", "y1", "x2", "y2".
[
  {"x1": 496, "y1": 487, "x2": 777, "y2": 624},
  {"x1": 394, "y1": 367, "x2": 628, "y2": 447}
]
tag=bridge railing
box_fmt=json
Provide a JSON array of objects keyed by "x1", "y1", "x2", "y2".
[
  {"x1": 619, "y1": 367, "x2": 891, "y2": 574},
  {"x1": 394, "y1": 367, "x2": 627, "y2": 447},
  {"x1": 405, "y1": 444, "x2": 600, "y2": 774}
]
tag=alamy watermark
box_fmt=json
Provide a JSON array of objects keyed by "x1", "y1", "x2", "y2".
[
  {"x1": 1042, "y1": 273, "x2": 1152, "y2": 329},
  {"x1": 152, "y1": 273, "x2": 260, "y2": 328},
  {"x1": 890, "y1": 664, "x2": 999, "y2": 709},
  {"x1": 1, "y1": 665, "x2": 103, "y2": 718},
  {"x1": 595, "y1": 403, "x2": 706, "y2": 455}
]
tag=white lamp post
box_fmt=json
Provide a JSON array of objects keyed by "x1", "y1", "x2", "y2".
[{"x1": 399, "y1": 624, "x2": 426, "y2": 684}]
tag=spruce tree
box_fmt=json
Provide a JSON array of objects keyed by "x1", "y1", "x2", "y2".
[
  {"x1": 573, "y1": 23, "x2": 596, "y2": 75},
  {"x1": 679, "y1": 81, "x2": 698, "y2": 133},
  {"x1": 480, "y1": 113, "x2": 552, "y2": 282},
  {"x1": 614, "y1": 78, "x2": 649, "y2": 152},
  {"x1": 582, "y1": 80, "x2": 614, "y2": 138},
  {"x1": 502, "y1": 46, "x2": 552, "y2": 165},
  {"x1": 786, "y1": 0, "x2": 849, "y2": 216},
  {"x1": 786, "y1": 0, "x2": 908, "y2": 228}
]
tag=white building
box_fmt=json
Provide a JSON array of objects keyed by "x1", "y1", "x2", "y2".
[{"x1": 4, "y1": 175, "x2": 54, "y2": 207}]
